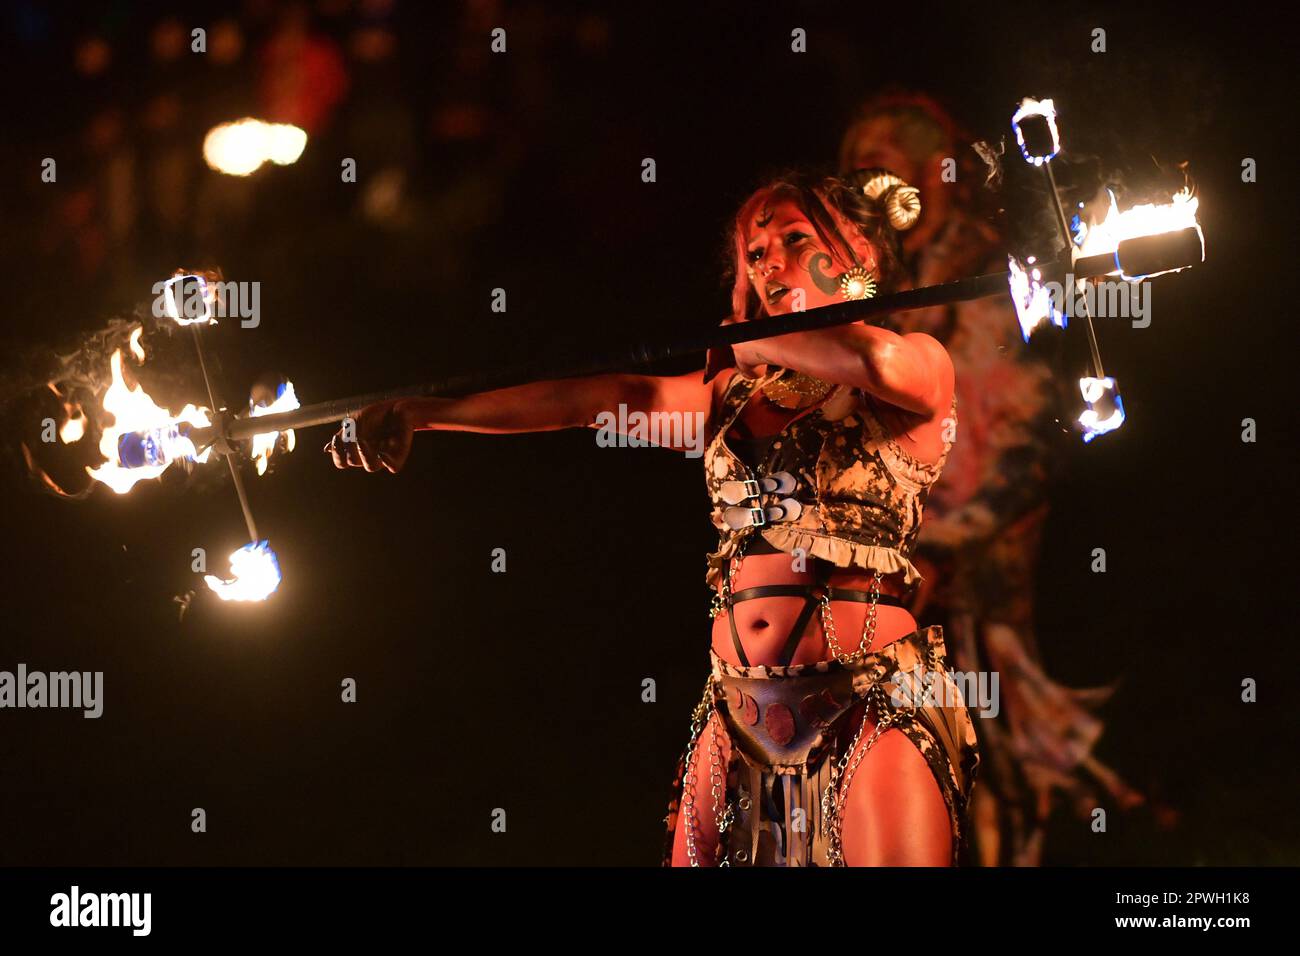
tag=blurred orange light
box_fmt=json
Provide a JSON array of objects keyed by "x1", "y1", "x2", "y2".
[{"x1": 203, "y1": 119, "x2": 307, "y2": 176}]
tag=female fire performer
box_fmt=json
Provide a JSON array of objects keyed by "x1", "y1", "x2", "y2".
[{"x1": 327, "y1": 168, "x2": 980, "y2": 867}]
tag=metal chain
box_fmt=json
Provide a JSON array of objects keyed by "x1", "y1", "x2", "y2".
[
  {"x1": 821, "y1": 634, "x2": 941, "y2": 864},
  {"x1": 681, "y1": 675, "x2": 735, "y2": 868},
  {"x1": 681, "y1": 677, "x2": 712, "y2": 868},
  {"x1": 821, "y1": 683, "x2": 898, "y2": 866},
  {"x1": 821, "y1": 693, "x2": 871, "y2": 865},
  {"x1": 710, "y1": 528, "x2": 753, "y2": 619},
  {"x1": 708, "y1": 711, "x2": 734, "y2": 866},
  {"x1": 694, "y1": 529, "x2": 756, "y2": 865},
  {"x1": 706, "y1": 526, "x2": 899, "y2": 865},
  {"x1": 819, "y1": 568, "x2": 882, "y2": 664},
  {"x1": 716, "y1": 527, "x2": 884, "y2": 670}
]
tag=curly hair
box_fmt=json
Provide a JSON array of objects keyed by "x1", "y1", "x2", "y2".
[{"x1": 724, "y1": 168, "x2": 918, "y2": 325}]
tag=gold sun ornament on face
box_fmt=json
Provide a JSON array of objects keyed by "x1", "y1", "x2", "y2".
[{"x1": 838, "y1": 265, "x2": 877, "y2": 301}]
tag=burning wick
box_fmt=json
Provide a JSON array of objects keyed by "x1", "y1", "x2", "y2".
[
  {"x1": 87, "y1": 350, "x2": 213, "y2": 494},
  {"x1": 1076, "y1": 188, "x2": 1204, "y2": 280},
  {"x1": 107, "y1": 376, "x2": 300, "y2": 480},
  {"x1": 116, "y1": 423, "x2": 200, "y2": 469},
  {"x1": 1078, "y1": 376, "x2": 1125, "y2": 443},
  {"x1": 204, "y1": 540, "x2": 282, "y2": 602},
  {"x1": 248, "y1": 382, "x2": 301, "y2": 476},
  {"x1": 162, "y1": 274, "x2": 216, "y2": 327},
  {"x1": 1007, "y1": 254, "x2": 1066, "y2": 342},
  {"x1": 1011, "y1": 97, "x2": 1061, "y2": 166}
]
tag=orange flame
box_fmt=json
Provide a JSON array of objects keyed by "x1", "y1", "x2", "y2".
[
  {"x1": 204, "y1": 541, "x2": 281, "y2": 601},
  {"x1": 248, "y1": 382, "x2": 300, "y2": 476},
  {"x1": 85, "y1": 350, "x2": 212, "y2": 494},
  {"x1": 128, "y1": 326, "x2": 146, "y2": 362},
  {"x1": 1077, "y1": 188, "x2": 1203, "y2": 275}
]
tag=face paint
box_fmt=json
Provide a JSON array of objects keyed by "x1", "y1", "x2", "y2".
[
  {"x1": 744, "y1": 199, "x2": 872, "y2": 316},
  {"x1": 804, "y1": 251, "x2": 841, "y2": 295}
]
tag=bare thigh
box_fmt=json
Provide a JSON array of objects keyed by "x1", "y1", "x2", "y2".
[
  {"x1": 839, "y1": 707, "x2": 953, "y2": 867},
  {"x1": 670, "y1": 711, "x2": 733, "y2": 867}
]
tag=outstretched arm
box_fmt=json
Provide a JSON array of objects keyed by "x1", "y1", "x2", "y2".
[{"x1": 327, "y1": 369, "x2": 717, "y2": 472}]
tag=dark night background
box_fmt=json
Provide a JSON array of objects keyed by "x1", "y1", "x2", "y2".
[{"x1": 0, "y1": 0, "x2": 1296, "y2": 867}]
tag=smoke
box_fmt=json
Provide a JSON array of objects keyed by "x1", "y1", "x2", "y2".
[
  {"x1": 971, "y1": 137, "x2": 1005, "y2": 190},
  {"x1": 0, "y1": 307, "x2": 217, "y2": 498}
]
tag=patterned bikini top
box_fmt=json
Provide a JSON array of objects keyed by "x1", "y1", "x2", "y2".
[{"x1": 703, "y1": 368, "x2": 956, "y2": 592}]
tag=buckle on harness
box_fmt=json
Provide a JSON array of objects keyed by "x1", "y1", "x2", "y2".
[
  {"x1": 722, "y1": 498, "x2": 804, "y2": 531},
  {"x1": 717, "y1": 471, "x2": 799, "y2": 506}
]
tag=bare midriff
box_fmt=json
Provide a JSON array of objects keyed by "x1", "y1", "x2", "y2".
[
  {"x1": 710, "y1": 550, "x2": 917, "y2": 667},
  {"x1": 710, "y1": 378, "x2": 928, "y2": 668}
]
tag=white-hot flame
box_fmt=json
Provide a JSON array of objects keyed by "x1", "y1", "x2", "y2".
[
  {"x1": 204, "y1": 540, "x2": 282, "y2": 602},
  {"x1": 1011, "y1": 97, "x2": 1060, "y2": 166},
  {"x1": 1077, "y1": 188, "x2": 1203, "y2": 278},
  {"x1": 59, "y1": 407, "x2": 86, "y2": 444},
  {"x1": 1078, "y1": 376, "x2": 1125, "y2": 443},
  {"x1": 248, "y1": 382, "x2": 300, "y2": 476},
  {"x1": 128, "y1": 327, "x2": 146, "y2": 362},
  {"x1": 86, "y1": 350, "x2": 212, "y2": 494},
  {"x1": 48, "y1": 383, "x2": 88, "y2": 443},
  {"x1": 203, "y1": 119, "x2": 308, "y2": 177},
  {"x1": 162, "y1": 274, "x2": 217, "y2": 326},
  {"x1": 1007, "y1": 255, "x2": 1064, "y2": 342}
]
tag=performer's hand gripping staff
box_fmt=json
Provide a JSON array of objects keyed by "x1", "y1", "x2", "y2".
[{"x1": 325, "y1": 400, "x2": 417, "y2": 474}]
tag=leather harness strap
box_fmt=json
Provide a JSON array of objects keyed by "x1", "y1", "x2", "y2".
[
  {"x1": 723, "y1": 559, "x2": 906, "y2": 667},
  {"x1": 777, "y1": 592, "x2": 824, "y2": 667},
  {"x1": 727, "y1": 588, "x2": 752, "y2": 667}
]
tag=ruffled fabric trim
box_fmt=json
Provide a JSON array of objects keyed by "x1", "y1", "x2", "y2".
[
  {"x1": 857, "y1": 393, "x2": 957, "y2": 490},
  {"x1": 705, "y1": 526, "x2": 924, "y2": 591},
  {"x1": 763, "y1": 525, "x2": 924, "y2": 584}
]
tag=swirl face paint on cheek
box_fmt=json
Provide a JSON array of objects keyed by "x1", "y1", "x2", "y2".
[{"x1": 802, "y1": 249, "x2": 842, "y2": 295}]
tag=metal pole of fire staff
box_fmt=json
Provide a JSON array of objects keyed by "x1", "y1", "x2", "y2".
[
  {"x1": 1011, "y1": 97, "x2": 1108, "y2": 380},
  {"x1": 1043, "y1": 161, "x2": 1105, "y2": 379},
  {"x1": 191, "y1": 229, "x2": 1197, "y2": 449},
  {"x1": 189, "y1": 323, "x2": 260, "y2": 542}
]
